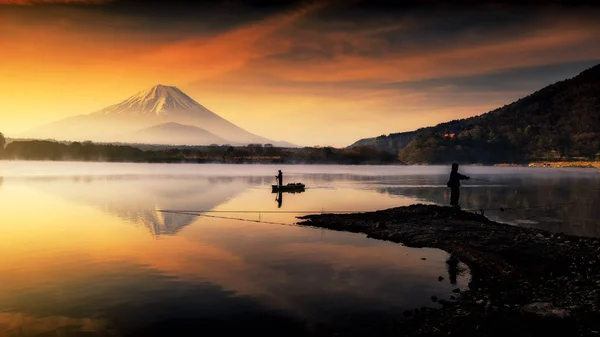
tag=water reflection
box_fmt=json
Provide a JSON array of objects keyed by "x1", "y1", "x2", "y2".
[
  {"x1": 446, "y1": 256, "x2": 460, "y2": 286},
  {"x1": 7, "y1": 164, "x2": 599, "y2": 238},
  {"x1": 275, "y1": 190, "x2": 282, "y2": 208},
  {"x1": 273, "y1": 190, "x2": 306, "y2": 209},
  {"x1": 2, "y1": 162, "x2": 598, "y2": 337},
  {"x1": 374, "y1": 170, "x2": 600, "y2": 237},
  {"x1": 0, "y1": 312, "x2": 112, "y2": 336},
  {"x1": 16, "y1": 175, "x2": 265, "y2": 236},
  {"x1": 0, "y1": 164, "x2": 469, "y2": 337}
]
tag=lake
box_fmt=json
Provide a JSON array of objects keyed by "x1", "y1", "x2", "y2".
[{"x1": 0, "y1": 161, "x2": 598, "y2": 336}]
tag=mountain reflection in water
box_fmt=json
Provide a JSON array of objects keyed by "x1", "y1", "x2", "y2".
[
  {"x1": 0, "y1": 162, "x2": 598, "y2": 337},
  {"x1": 0, "y1": 162, "x2": 475, "y2": 337}
]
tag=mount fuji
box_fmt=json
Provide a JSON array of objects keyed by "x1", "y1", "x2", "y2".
[{"x1": 23, "y1": 85, "x2": 295, "y2": 147}]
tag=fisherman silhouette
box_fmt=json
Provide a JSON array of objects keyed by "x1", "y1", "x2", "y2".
[
  {"x1": 447, "y1": 163, "x2": 469, "y2": 208},
  {"x1": 275, "y1": 190, "x2": 283, "y2": 208},
  {"x1": 275, "y1": 170, "x2": 283, "y2": 187}
]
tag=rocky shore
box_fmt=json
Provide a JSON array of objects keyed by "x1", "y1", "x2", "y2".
[
  {"x1": 526, "y1": 161, "x2": 600, "y2": 168},
  {"x1": 493, "y1": 161, "x2": 600, "y2": 168},
  {"x1": 297, "y1": 204, "x2": 600, "y2": 336}
]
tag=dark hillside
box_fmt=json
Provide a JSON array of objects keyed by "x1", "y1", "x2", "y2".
[{"x1": 350, "y1": 64, "x2": 600, "y2": 164}]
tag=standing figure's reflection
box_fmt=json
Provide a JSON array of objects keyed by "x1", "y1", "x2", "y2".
[
  {"x1": 275, "y1": 190, "x2": 283, "y2": 208},
  {"x1": 447, "y1": 256, "x2": 459, "y2": 285}
]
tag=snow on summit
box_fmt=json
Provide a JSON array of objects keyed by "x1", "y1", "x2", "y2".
[
  {"x1": 95, "y1": 84, "x2": 212, "y2": 117},
  {"x1": 24, "y1": 83, "x2": 291, "y2": 146}
]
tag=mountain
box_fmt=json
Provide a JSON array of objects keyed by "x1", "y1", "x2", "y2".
[
  {"x1": 349, "y1": 64, "x2": 600, "y2": 164},
  {"x1": 349, "y1": 130, "x2": 418, "y2": 154},
  {"x1": 22, "y1": 85, "x2": 293, "y2": 146},
  {"x1": 119, "y1": 122, "x2": 229, "y2": 146}
]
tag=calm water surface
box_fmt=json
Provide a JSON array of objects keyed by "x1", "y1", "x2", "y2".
[{"x1": 0, "y1": 161, "x2": 598, "y2": 336}]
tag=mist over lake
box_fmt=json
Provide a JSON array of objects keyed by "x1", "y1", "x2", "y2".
[{"x1": 0, "y1": 162, "x2": 598, "y2": 336}]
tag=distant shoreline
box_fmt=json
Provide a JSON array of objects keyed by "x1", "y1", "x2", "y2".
[
  {"x1": 2, "y1": 158, "x2": 600, "y2": 168},
  {"x1": 495, "y1": 161, "x2": 600, "y2": 168},
  {"x1": 2, "y1": 139, "x2": 600, "y2": 168},
  {"x1": 526, "y1": 161, "x2": 600, "y2": 168}
]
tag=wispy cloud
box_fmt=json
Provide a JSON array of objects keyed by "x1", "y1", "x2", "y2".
[
  {"x1": 0, "y1": 0, "x2": 114, "y2": 4},
  {"x1": 138, "y1": 1, "x2": 330, "y2": 82},
  {"x1": 1, "y1": 1, "x2": 599, "y2": 146},
  {"x1": 240, "y1": 18, "x2": 600, "y2": 84}
]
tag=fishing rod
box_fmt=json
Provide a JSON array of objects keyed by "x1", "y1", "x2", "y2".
[
  {"x1": 157, "y1": 209, "x2": 361, "y2": 214},
  {"x1": 468, "y1": 177, "x2": 494, "y2": 183},
  {"x1": 159, "y1": 210, "x2": 303, "y2": 227},
  {"x1": 161, "y1": 204, "x2": 589, "y2": 230},
  {"x1": 159, "y1": 199, "x2": 578, "y2": 216}
]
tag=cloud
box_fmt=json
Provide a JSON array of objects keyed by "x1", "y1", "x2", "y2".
[
  {"x1": 0, "y1": 0, "x2": 114, "y2": 4},
  {"x1": 382, "y1": 60, "x2": 600, "y2": 94},
  {"x1": 0, "y1": 312, "x2": 111, "y2": 336},
  {"x1": 1, "y1": 0, "x2": 600, "y2": 146},
  {"x1": 243, "y1": 20, "x2": 600, "y2": 84},
  {"x1": 187, "y1": 9, "x2": 600, "y2": 106},
  {"x1": 137, "y1": 1, "x2": 330, "y2": 82}
]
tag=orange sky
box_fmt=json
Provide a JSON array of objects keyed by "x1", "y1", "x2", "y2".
[{"x1": 1, "y1": 0, "x2": 600, "y2": 146}]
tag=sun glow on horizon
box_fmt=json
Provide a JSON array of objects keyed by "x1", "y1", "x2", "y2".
[{"x1": 1, "y1": 1, "x2": 600, "y2": 146}]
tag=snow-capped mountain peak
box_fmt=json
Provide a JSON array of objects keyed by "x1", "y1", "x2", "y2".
[
  {"x1": 24, "y1": 84, "x2": 294, "y2": 146},
  {"x1": 94, "y1": 84, "x2": 210, "y2": 117}
]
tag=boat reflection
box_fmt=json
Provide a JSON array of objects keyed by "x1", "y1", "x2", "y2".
[
  {"x1": 274, "y1": 188, "x2": 305, "y2": 208},
  {"x1": 275, "y1": 191, "x2": 282, "y2": 208}
]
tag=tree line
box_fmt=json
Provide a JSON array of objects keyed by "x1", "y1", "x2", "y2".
[{"x1": 0, "y1": 135, "x2": 397, "y2": 165}]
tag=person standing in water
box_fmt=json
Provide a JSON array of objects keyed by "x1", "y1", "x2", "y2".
[
  {"x1": 275, "y1": 170, "x2": 283, "y2": 187},
  {"x1": 447, "y1": 163, "x2": 469, "y2": 208}
]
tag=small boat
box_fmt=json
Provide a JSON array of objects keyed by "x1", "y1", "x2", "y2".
[{"x1": 272, "y1": 183, "x2": 306, "y2": 192}]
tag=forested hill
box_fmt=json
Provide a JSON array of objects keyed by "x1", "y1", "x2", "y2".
[
  {"x1": 349, "y1": 64, "x2": 600, "y2": 164},
  {"x1": 349, "y1": 130, "x2": 419, "y2": 154}
]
